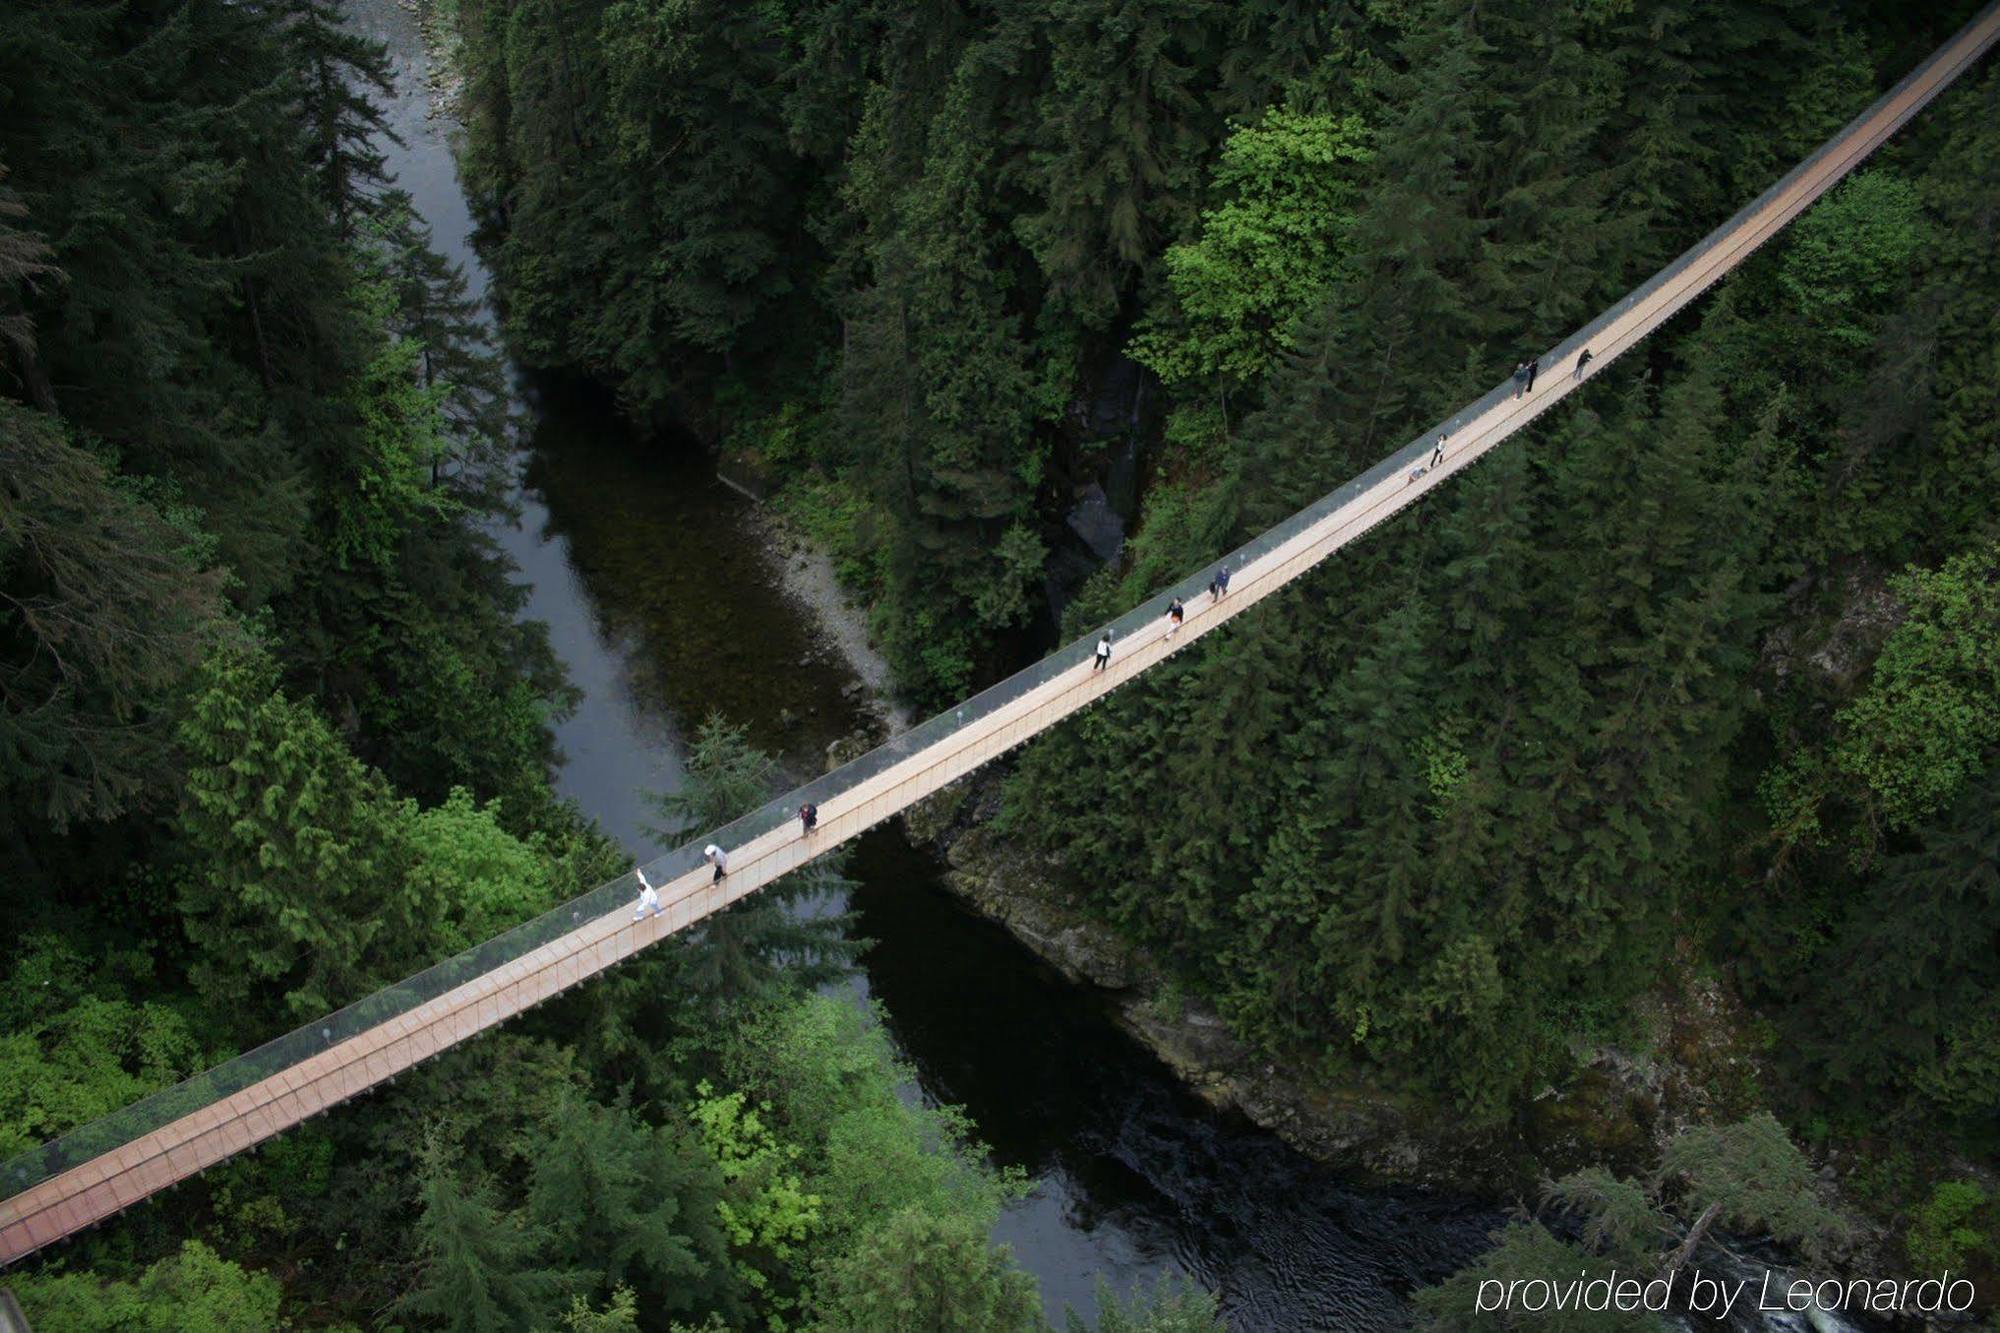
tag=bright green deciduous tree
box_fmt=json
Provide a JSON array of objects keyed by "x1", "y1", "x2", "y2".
[
  {"x1": 690, "y1": 1079, "x2": 823, "y2": 1320},
  {"x1": 1776, "y1": 171, "x2": 1928, "y2": 351},
  {"x1": 1133, "y1": 107, "x2": 1369, "y2": 387},
  {"x1": 12, "y1": 1240, "x2": 285, "y2": 1332},
  {"x1": 1832, "y1": 543, "x2": 2000, "y2": 830},
  {"x1": 0, "y1": 935, "x2": 207, "y2": 1159},
  {"x1": 408, "y1": 786, "x2": 561, "y2": 951}
]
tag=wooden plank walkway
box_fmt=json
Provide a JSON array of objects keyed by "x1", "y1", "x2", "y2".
[{"x1": 4, "y1": 0, "x2": 1997, "y2": 1267}]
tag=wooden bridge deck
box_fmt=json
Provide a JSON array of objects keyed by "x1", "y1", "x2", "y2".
[{"x1": 5, "y1": 0, "x2": 1997, "y2": 1268}]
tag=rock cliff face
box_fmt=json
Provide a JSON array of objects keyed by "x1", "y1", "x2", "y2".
[{"x1": 900, "y1": 771, "x2": 1671, "y2": 1195}]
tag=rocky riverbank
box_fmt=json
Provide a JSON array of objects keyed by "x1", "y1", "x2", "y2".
[
  {"x1": 900, "y1": 764, "x2": 1520, "y2": 1184},
  {"x1": 893, "y1": 766, "x2": 1983, "y2": 1306},
  {"x1": 744, "y1": 504, "x2": 913, "y2": 743},
  {"x1": 892, "y1": 768, "x2": 1865, "y2": 1208}
]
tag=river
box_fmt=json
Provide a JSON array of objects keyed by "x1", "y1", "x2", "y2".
[{"x1": 350, "y1": 2, "x2": 1513, "y2": 1326}]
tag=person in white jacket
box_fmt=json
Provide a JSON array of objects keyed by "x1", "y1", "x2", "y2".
[
  {"x1": 633, "y1": 868, "x2": 661, "y2": 920},
  {"x1": 705, "y1": 844, "x2": 729, "y2": 883}
]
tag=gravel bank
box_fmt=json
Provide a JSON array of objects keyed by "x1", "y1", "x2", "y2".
[{"x1": 745, "y1": 505, "x2": 913, "y2": 739}]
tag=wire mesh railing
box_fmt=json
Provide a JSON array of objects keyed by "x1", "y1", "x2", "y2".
[{"x1": 6, "y1": 0, "x2": 1997, "y2": 1212}]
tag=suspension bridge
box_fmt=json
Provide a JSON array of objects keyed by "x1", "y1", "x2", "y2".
[{"x1": 5, "y1": 0, "x2": 1998, "y2": 1268}]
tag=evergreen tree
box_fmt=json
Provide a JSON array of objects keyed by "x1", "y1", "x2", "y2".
[
  {"x1": 525, "y1": 1091, "x2": 742, "y2": 1321},
  {"x1": 596, "y1": 0, "x2": 804, "y2": 364},
  {"x1": 1021, "y1": 0, "x2": 1219, "y2": 330},
  {"x1": 840, "y1": 60, "x2": 1057, "y2": 698},
  {"x1": 279, "y1": 0, "x2": 401, "y2": 235},
  {"x1": 401, "y1": 1145, "x2": 568, "y2": 1333},
  {"x1": 1416, "y1": 1115, "x2": 1842, "y2": 1329},
  {"x1": 173, "y1": 648, "x2": 425, "y2": 1023},
  {"x1": 0, "y1": 163, "x2": 59, "y2": 411},
  {"x1": 1813, "y1": 760, "x2": 2000, "y2": 1128},
  {"x1": 805, "y1": 1207, "x2": 1042, "y2": 1333},
  {"x1": 0, "y1": 404, "x2": 231, "y2": 835},
  {"x1": 1071, "y1": 1275, "x2": 1229, "y2": 1333},
  {"x1": 1322, "y1": 4, "x2": 1489, "y2": 454},
  {"x1": 367, "y1": 193, "x2": 513, "y2": 510}
]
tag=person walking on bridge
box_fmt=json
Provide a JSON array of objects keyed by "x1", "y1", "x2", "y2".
[
  {"x1": 1431, "y1": 433, "x2": 1446, "y2": 469},
  {"x1": 1512, "y1": 361, "x2": 1531, "y2": 399},
  {"x1": 799, "y1": 801, "x2": 818, "y2": 835},
  {"x1": 1093, "y1": 631, "x2": 1113, "y2": 672},
  {"x1": 1166, "y1": 597, "x2": 1184, "y2": 637},
  {"x1": 1573, "y1": 348, "x2": 1593, "y2": 381},
  {"x1": 1209, "y1": 565, "x2": 1230, "y2": 602},
  {"x1": 704, "y1": 844, "x2": 729, "y2": 883},
  {"x1": 1524, "y1": 356, "x2": 1540, "y2": 394},
  {"x1": 633, "y1": 868, "x2": 662, "y2": 920}
]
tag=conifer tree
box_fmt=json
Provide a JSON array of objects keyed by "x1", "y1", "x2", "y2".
[
  {"x1": 1021, "y1": 0, "x2": 1218, "y2": 329},
  {"x1": 0, "y1": 164, "x2": 59, "y2": 411},
  {"x1": 402, "y1": 1146, "x2": 568, "y2": 1333},
  {"x1": 279, "y1": 0, "x2": 401, "y2": 235},
  {"x1": 367, "y1": 193, "x2": 512, "y2": 509},
  {"x1": 525, "y1": 1092, "x2": 741, "y2": 1321},
  {"x1": 1813, "y1": 760, "x2": 2000, "y2": 1126},
  {"x1": 174, "y1": 649, "x2": 428, "y2": 1023},
  {"x1": 0, "y1": 405, "x2": 230, "y2": 834},
  {"x1": 1326, "y1": 4, "x2": 1489, "y2": 453},
  {"x1": 596, "y1": 0, "x2": 802, "y2": 366}
]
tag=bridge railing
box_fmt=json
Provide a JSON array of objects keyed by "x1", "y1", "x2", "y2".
[{"x1": 7, "y1": 0, "x2": 1996, "y2": 1210}]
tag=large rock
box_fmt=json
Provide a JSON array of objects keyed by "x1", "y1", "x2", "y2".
[{"x1": 940, "y1": 825, "x2": 1141, "y2": 990}]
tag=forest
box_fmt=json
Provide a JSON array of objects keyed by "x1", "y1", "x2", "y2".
[
  {"x1": 0, "y1": 0, "x2": 1229, "y2": 1327},
  {"x1": 1, "y1": 0, "x2": 1996, "y2": 1327},
  {"x1": 444, "y1": 0, "x2": 2000, "y2": 1319}
]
